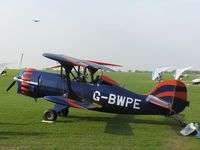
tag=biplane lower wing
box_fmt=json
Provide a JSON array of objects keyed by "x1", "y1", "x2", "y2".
[{"x1": 44, "y1": 96, "x2": 102, "y2": 110}]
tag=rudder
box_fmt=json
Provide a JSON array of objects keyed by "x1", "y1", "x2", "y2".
[{"x1": 147, "y1": 80, "x2": 189, "y2": 114}]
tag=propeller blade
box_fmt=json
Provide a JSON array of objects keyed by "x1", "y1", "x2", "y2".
[{"x1": 7, "y1": 81, "x2": 16, "y2": 92}]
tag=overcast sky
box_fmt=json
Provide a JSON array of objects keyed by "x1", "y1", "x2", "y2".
[{"x1": 0, "y1": 0, "x2": 200, "y2": 71}]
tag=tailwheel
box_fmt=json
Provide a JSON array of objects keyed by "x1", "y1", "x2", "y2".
[
  {"x1": 58, "y1": 108, "x2": 69, "y2": 117},
  {"x1": 43, "y1": 109, "x2": 57, "y2": 121}
]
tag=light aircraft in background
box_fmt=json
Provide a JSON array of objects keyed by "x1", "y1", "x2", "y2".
[
  {"x1": 33, "y1": 20, "x2": 40, "y2": 22},
  {"x1": 173, "y1": 67, "x2": 200, "y2": 85},
  {"x1": 192, "y1": 78, "x2": 200, "y2": 85},
  {"x1": 7, "y1": 53, "x2": 189, "y2": 126},
  {"x1": 174, "y1": 66, "x2": 192, "y2": 80}
]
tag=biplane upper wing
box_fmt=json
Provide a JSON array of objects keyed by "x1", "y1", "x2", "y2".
[
  {"x1": 43, "y1": 53, "x2": 119, "y2": 71},
  {"x1": 44, "y1": 96, "x2": 102, "y2": 109}
]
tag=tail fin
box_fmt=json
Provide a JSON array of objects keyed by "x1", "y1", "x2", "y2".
[{"x1": 147, "y1": 80, "x2": 189, "y2": 114}]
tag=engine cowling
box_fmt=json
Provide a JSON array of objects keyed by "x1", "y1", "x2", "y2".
[{"x1": 17, "y1": 68, "x2": 40, "y2": 98}]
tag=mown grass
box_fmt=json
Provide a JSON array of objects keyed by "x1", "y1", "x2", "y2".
[{"x1": 0, "y1": 70, "x2": 200, "y2": 150}]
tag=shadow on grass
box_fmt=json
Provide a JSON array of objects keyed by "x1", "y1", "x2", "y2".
[
  {"x1": 59, "y1": 114, "x2": 179, "y2": 135},
  {"x1": 130, "y1": 117, "x2": 177, "y2": 126},
  {"x1": 66, "y1": 114, "x2": 178, "y2": 126},
  {"x1": 57, "y1": 115, "x2": 134, "y2": 135},
  {"x1": 104, "y1": 115, "x2": 134, "y2": 135}
]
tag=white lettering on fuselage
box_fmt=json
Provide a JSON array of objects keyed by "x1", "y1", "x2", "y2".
[
  {"x1": 93, "y1": 91, "x2": 141, "y2": 110},
  {"x1": 93, "y1": 91, "x2": 101, "y2": 101}
]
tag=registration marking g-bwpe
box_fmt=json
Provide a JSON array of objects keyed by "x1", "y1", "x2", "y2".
[{"x1": 93, "y1": 91, "x2": 141, "y2": 110}]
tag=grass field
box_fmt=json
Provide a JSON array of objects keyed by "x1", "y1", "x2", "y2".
[{"x1": 0, "y1": 70, "x2": 200, "y2": 150}]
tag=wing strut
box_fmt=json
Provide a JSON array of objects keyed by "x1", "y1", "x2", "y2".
[{"x1": 63, "y1": 65, "x2": 81, "y2": 101}]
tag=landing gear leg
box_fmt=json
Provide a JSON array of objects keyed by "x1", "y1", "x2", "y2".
[
  {"x1": 171, "y1": 114, "x2": 187, "y2": 127},
  {"x1": 58, "y1": 108, "x2": 69, "y2": 117}
]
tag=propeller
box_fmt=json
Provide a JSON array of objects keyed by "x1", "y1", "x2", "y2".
[
  {"x1": 7, "y1": 53, "x2": 24, "y2": 92},
  {"x1": 6, "y1": 80, "x2": 17, "y2": 92}
]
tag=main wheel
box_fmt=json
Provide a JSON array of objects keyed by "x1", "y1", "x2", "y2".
[
  {"x1": 43, "y1": 109, "x2": 57, "y2": 121},
  {"x1": 58, "y1": 108, "x2": 69, "y2": 117}
]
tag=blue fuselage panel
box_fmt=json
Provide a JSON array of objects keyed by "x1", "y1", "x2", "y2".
[{"x1": 17, "y1": 70, "x2": 170, "y2": 115}]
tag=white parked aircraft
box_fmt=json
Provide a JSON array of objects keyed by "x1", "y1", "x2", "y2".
[
  {"x1": 174, "y1": 66, "x2": 192, "y2": 80},
  {"x1": 192, "y1": 78, "x2": 200, "y2": 85},
  {"x1": 0, "y1": 63, "x2": 14, "y2": 75},
  {"x1": 152, "y1": 66, "x2": 173, "y2": 81}
]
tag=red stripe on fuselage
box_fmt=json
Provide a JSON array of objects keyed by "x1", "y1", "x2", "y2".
[
  {"x1": 25, "y1": 68, "x2": 36, "y2": 71},
  {"x1": 101, "y1": 75, "x2": 119, "y2": 86},
  {"x1": 155, "y1": 92, "x2": 187, "y2": 101},
  {"x1": 146, "y1": 80, "x2": 186, "y2": 95}
]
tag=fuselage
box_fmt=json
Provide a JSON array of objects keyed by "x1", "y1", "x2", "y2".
[{"x1": 17, "y1": 69, "x2": 172, "y2": 115}]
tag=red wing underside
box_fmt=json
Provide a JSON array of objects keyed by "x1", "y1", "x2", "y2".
[
  {"x1": 84, "y1": 60, "x2": 122, "y2": 67},
  {"x1": 66, "y1": 99, "x2": 102, "y2": 109},
  {"x1": 44, "y1": 96, "x2": 102, "y2": 110}
]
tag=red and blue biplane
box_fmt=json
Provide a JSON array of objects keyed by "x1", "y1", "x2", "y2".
[{"x1": 7, "y1": 53, "x2": 190, "y2": 124}]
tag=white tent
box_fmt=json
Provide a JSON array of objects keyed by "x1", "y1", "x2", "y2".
[
  {"x1": 152, "y1": 66, "x2": 173, "y2": 80},
  {"x1": 174, "y1": 66, "x2": 192, "y2": 80}
]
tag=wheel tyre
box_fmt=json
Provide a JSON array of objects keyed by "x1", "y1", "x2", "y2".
[
  {"x1": 58, "y1": 108, "x2": 69, "y2": 117},
  {"x1": 43, "y1": 109, "x2": 57, "y2": 121}
]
